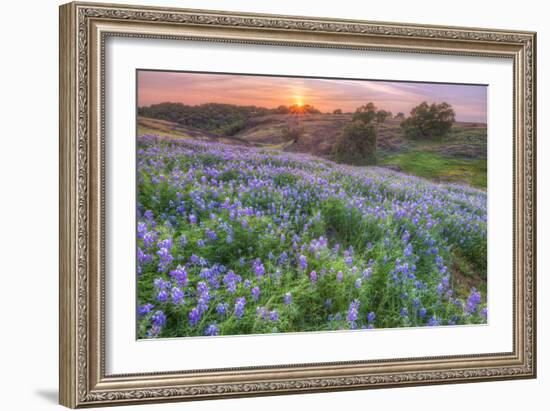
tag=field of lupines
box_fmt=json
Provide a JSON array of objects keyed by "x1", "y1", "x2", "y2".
[{"x1": 136, "y1": 135, "x2": 487, "y2": 338}]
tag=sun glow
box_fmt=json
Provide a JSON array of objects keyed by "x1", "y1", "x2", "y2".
[{"x1": 294, "y1": 96, "x2": 304, "y2": 107}]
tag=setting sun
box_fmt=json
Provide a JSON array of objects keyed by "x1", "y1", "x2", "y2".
[{"x1": 294, "y1": 96, "x2": 304, "y2": 106}]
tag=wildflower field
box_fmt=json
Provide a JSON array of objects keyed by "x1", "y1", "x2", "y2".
[{"x1": 136, "y1": 135, "x2": 487, "y2": 338}]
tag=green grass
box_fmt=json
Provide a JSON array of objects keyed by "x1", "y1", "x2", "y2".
[{"x1": 379, "y1": 151, "x2": 487, "y2": 189}]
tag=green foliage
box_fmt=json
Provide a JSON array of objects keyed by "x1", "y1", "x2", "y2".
[
  {"x1": 333, "y1": 120, "x2": 377, "y2": 165},
  {"x1": 138, "y1": 102, "x2": 272, "y2": 136},
  {"x1": 401, "y1": 101, "x2": 456, "y2": 140},
  {"x1": 138, "y1": 102, "x2": 323, "y2": 136},
  {"x1": 375, "y1": 110, "x2": 390, "y2": 124},
  {"x1": 217, "y1": 119, "x2": 246, "y2": 136},
  {"x1": 281, "y1": 125, "x2": 305, "y2": 142},
  {"x1": 333, "y1": 101, "x2": 390, "y2": 165},
  {"x1": 378, "y1": 151, "x2": 487, "y2": 189},
  {"x1": 352, "y1": 102, "x2": 378, "y2": 124}
]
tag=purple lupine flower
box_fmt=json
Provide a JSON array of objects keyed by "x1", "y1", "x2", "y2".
[
  {"x1": 324, "y1": 298, "x2": 332, "y2": 309},
  {"x1": 269, "y1": 310, "x2": 279, "y2": 322},
  {"x1": 171, "y1": 287, "x2": 184, "y2": 305},
  {"x1": 197, "y1": 281, "x2": 210, "y2": 313},
  {"x1": 138, "y1": 303, "x2": 154, "y2": 317},
  {"x1": 137, "y1": 247, "x2": 153, "y2": 265},
  {"x1": 465, "y1": 287, "x2": 482, "y2": 315},
  {"x1": 362, "y1": 267, "x2": 372, "y2": 279},
  {"x1": 278, "y1": 251, "x2": 288, "y2": 265},
  {"x1": 419, "y1": 307, "x2": 427, "y2": 319},
  {"x1": 344, "y1": 256, "x2": 353, "y2": 266},
  {"x1": 216, "y1": 302, "x2": 228, "y2": 316},
  {"x1": 169, "y1": 266, "x2": 188, "y2": 287},
  {"x1": 137, "y1": 222, "x2": 148, "y2": 239},
  {"x1": 157, "y1": 238, "x2": 172, "y2": 250},
  {"x1": 189, "y1": 214, "x2": 197, "y2": 224},
  {"x1": 355, "y1": 278, "x2": 362, "y2": 288},
  {"x1": 256, "y1": 306, "x2": 268, "y2": 320},
  {"x1": 481, "y1": 307, "x2": 488, "y2": 320},
  {"x1": 204, "y1": 323, "x2": 219, "y2": 336},
  {"x1": 347, "y1": 299, "x2": 360, "y2": 323},
  {"x1": 427, "y1": 316, "x2": 440, "y2": 326},
  {"x1": 223, "y1": 270, "x2": 241, "y2": 294},
  {"x1": 143, "y1": 231, "x2": 157, "y2": 249},
  {"x1": 404, "y1": 243, "x2": 413, "y2": 257},
  {"x1": 298, "y1": 255, "x2": 307, "y2": 270},
  {"x1": 251, "y1": 286, "x2": 261, "y2": 302},
  {"x1": 336, "y1": 271, "x2": 344, "y2": 282},
  {"x1": 284, "y1": 292, "x2": 292, "y2": 305},
  {"x1": 367, "y1": 311, "x2": 376, "y2": 323},
  {"x1": 143, "y1": 210, "x2": 154, "y2": 221},
  {"x1": 189, "y1": 307, "x2": 201, "y2": 326},
  {"x1": 153, "y1": 277, "x2": 171, "y2": 290},
  {"x1": 157, "y1": 247, "x2": 173, "y2": 272},
  {"x1": 156, "y1": 289, "x2": 168, "y2": 303},
  {"x1": 151, "y1": 310, "x2": 166, "y2": 327},
  {"x1": 400, "y1": 307, "x2": 409, "y2": 318},
  {"x1": 252, "y1": 259, "x2": 266, "y2": 278},
  {"x1": 234, "y1": 297, "x2": 246, "y2": 319},
  {"x1": 205, "y1": 228, "x2": 217, "y2": 241},
  {"x1": 310, "y1": 270, "x2": 318, "y2": 283}
]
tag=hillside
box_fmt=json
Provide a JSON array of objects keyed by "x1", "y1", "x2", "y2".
[
  {"x1": 137, "y1": 135, "x2": 487, "y2": 338},
  {"x1": 138, "y1": 117, "x2": 250, "y2": 146},
  {"x1": 138, "y1": 114, "x2": 487, "y2": 188}
]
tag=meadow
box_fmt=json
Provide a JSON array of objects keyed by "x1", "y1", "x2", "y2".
[{"x1": 136, "y1": 134, "x2": 487, "y2": 338}]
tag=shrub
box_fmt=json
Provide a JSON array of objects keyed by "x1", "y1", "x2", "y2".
[
  {"x1": 218, "y1": 119, "x2": 246, "y2": 136},
  {"x1": 281, "y1": 125, "x2": 305, "y2": 142},
  {"x1": 333, "y1": 121, "x2": 377, "y2": 165},
  {"x1": 401, "y1": 102, "x2": 456, "y2": 140},
  {"x1": 274, "y1": 105, "x2": 291, "y2": 114},
  {"x1": 375, "y1": 110, "x2": 390, "y2": 124},
  {"x1": 334, "y1": 102, "x2": 388, "y2": 165},
  {"x1": 288, "y1": 104, "x2": 321, "y2": 115},
  {"x1": 333, "y1": 108, "x2": 343, "y2": 114},
  {"x1": 352, "y1": 102, "x2": 377, "y2": 124}
]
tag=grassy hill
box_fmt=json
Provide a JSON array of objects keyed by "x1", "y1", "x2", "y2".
[
  {"x1": 138, "y1": 117, "x2": 250, "y2": 146},
  {"x1": 138, "y1": 114, "x2": 487, "y2": 188}
]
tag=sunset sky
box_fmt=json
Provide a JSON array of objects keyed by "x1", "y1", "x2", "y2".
[{"x1": 138, "y1": 70, "x2": 487, "y2": 123}]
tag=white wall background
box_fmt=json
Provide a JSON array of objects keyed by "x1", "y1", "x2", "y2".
[{"x1": 0, "y1": 0, "x2": 546, "y2": 409}]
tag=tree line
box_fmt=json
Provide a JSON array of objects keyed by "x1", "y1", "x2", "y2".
[
  {"x1": 138, "y1": 102, "x2": 324, "y2": 136},
  {"x1": 333, "y1": 101, "x2": 456, "y2": 165}
]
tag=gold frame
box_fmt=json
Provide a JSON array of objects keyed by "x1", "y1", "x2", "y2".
[{"x1": 59, "y1": 1, "x2": 537, "y2": 408}]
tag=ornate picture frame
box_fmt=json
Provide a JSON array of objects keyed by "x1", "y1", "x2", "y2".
[{"x1": 59, "y1": 1, "x2": 536, "y2": 408}]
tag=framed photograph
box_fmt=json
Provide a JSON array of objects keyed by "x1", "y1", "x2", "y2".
[{"x1": 59, "y1": 1, "x2": 537, "y2": 408}]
